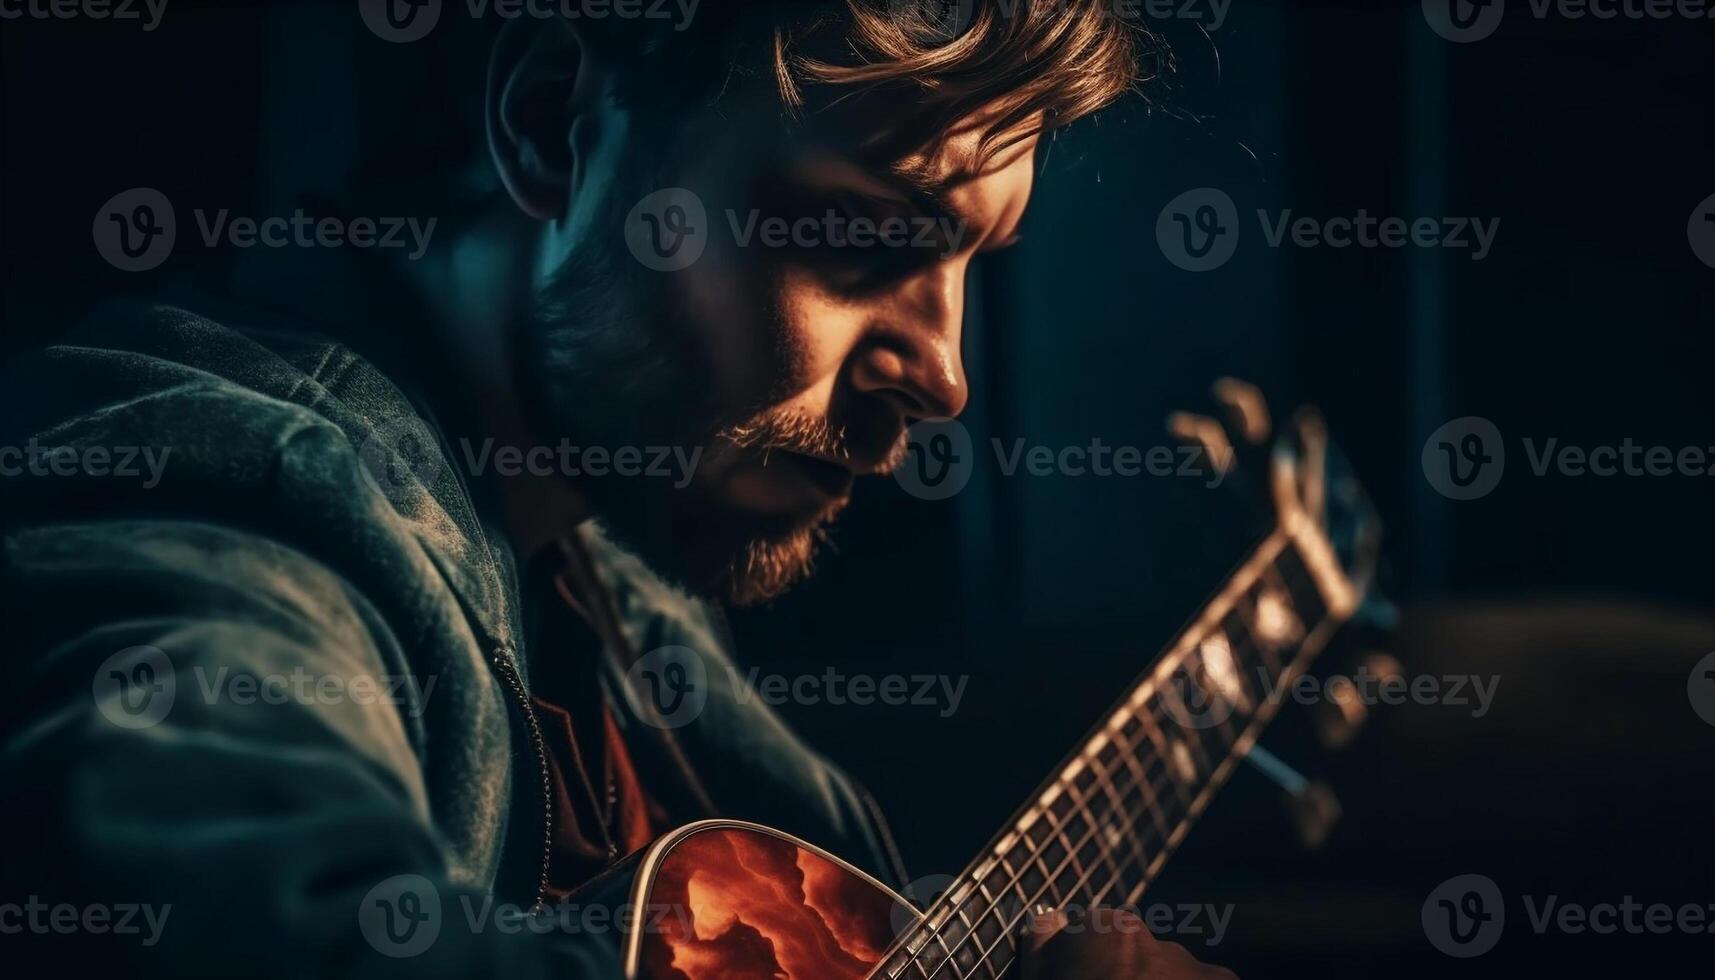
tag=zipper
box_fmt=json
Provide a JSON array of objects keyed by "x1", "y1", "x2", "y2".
[{"x1": 491, "y1": 645, "x2": 553, "y2": 914}]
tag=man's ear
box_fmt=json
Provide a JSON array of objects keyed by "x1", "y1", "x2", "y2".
[{"x1": 486, "y1": 17, "x2": 602, "y2": 221}]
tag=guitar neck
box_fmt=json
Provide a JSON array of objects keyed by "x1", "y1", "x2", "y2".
[{"x1": 884, "y1": 514, "x2": 1361, "y2": 980}]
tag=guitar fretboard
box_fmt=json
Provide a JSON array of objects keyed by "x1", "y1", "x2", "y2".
[{"x1": 882, "y1": 516, "x2": 1359, "y2": 980}]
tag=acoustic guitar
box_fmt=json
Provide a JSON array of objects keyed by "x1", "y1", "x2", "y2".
[{"x1": 581, "y1": 405, "x2": 1380, "y2": 980}]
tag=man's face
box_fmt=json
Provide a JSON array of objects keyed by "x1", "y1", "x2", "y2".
[{"x1": 525, "y1": 90, "x2": 1037, "y2": 604}]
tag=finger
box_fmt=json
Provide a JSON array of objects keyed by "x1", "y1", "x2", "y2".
[
  {"x1": 1083, "y1": 906, "x2": 1154, "y2": 941},
  {"x1": 1151, "y1": 940, "x2": 1239, "y2": 979},
  {"x1": 1166, "y1": 411, "x2": 1236, "y2": 482},
  {"x1": 1213, "y1": 377, "x2": 1271, "y2": 445},
  {"x1": 1289, "y1": 406, "x2": 1329, "y2": 521}
]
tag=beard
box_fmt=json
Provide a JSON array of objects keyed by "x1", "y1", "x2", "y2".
[{"x1": 516, "y1": 216, "x2": 856, "y2": 606}]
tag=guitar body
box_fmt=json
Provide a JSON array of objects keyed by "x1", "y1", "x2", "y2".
[{"x1": 620, "y1": 820, "x2": 915, "y2": 980}]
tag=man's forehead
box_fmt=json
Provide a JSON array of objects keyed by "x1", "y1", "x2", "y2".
[{"x1": 888, "y1": 123, "x2": 1040, "y2": 201}]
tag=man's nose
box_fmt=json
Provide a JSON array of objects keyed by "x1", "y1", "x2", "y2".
[{"x1": 848, "y1": 264, "x2": 970, "y2": 422}]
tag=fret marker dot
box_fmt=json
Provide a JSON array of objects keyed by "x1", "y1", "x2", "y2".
[
  {"x1": 1171, "y1": 740, "x2": 1197, "y2": 783},
  {"x1": 1256, "y1": 589, "x2": 1300, "y2": 646}
]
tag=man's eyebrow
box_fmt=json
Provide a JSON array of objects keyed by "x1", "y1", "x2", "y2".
[{"x1": 878, "y1": 158, "x2": 966, "y2": 225}]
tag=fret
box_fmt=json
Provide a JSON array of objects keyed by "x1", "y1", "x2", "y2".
[
  {"x1": 1040, "y1": 786, "x2": 1095, "y2": 905},
  {"x1": 1070, "y1": 786, "x2": 1138, "y2": 906},
  {"x1": 1014, "y1": 816, "x2": 1053, "y2": 906},
  {"x1": 969, "y1": 897, "x2": 1012, "y2": 973},
  {"x1": 996, "y1": 841, "x2": 1039, "y2": 917},
  {"x1": 1106, "y1": 713, "x2": 1175, "y2": 843},
  {"x1": 1081, "y1": 752, "x2": 1152, "y2": 900},
  {"x1": 1056, "y1": 774, "x2": 1124, "y2": 903},
  {"x1": 977, "y1": 852, "x2": 1024, "y2": 925},
  {"x1": 1134, "y1": 705, "x2": 1199, "y2": 806},
  {"x1": 897, "y1": 524, "x2": 1367, "y2": 980},
  {"x1": 1158, "y1": 649, "x2": 1232, "y2": 775},
  {"x1": 952, "y1": 907, "x2": 993, "y2": 980}
]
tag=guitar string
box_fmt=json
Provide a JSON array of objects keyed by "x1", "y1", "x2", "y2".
[
  {"x1": 914, "y1": 759, "x2": 1196, "y2": 980},
  {"x1": 935, "y1": 619, "x2": 1311, "y2": 980},
  {"x1": 910, "y1": 622, "x2": 1291, "y2": 980},
  {"x1": 906, "y1": 619, "x2": 1278, "y2": 979},
  {"x1": 901, "y1": 552, "x2": 1322, "y2": 978},
  {"x1": 913, "y1": 682, "x2": 1249, "y2": 980}
]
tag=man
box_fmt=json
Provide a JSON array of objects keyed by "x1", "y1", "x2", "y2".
[{"x1": 0, "y1": 2, "x2": 1233, "y2": 976}]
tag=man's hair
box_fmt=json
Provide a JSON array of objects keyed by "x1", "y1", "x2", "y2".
[
  {"x1": 777, "y1": 1, "x2": 1148, "y2": 164},
  {"x1": 599, "y1": 1, "x2": 1153, "y2": 166}
]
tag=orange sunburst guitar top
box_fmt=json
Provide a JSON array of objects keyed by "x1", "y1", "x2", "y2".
[{"x1": 627, "y1": 822, "x2": 919, "y2": 980}]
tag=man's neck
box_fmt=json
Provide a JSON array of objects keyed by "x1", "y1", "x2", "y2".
[{"x1": 407, "y1": 197, "x2": 593, "y2": 558}]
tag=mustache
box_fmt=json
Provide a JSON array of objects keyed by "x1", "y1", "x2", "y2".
[{"x1": 714, "y1": 409, "x2": 911, "y2": 476}]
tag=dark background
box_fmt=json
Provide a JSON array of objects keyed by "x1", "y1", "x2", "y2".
[{"x1": 5, "y1": 0, "x2": 1714, "y2": 974}]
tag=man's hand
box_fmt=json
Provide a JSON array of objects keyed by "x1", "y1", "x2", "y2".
[{"x1": 1017, "y1": 907, "x2": 1237, "y2": 980}]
